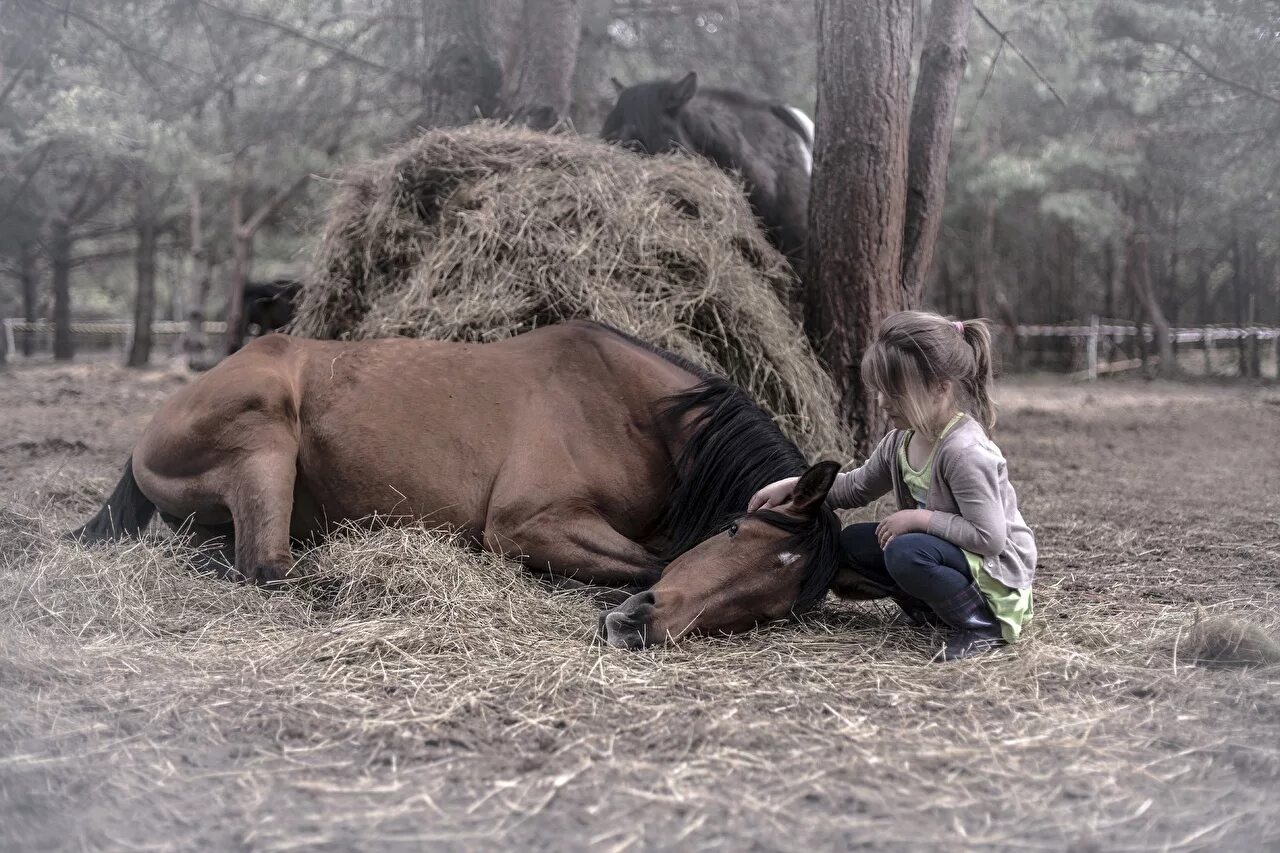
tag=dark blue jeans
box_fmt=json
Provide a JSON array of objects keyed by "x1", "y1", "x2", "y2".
[{"x1": 839, "y1": 522, "x2": 974, "y2": 607}]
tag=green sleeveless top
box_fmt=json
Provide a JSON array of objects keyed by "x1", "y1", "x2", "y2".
[{"x1": 899, "y1": 414, "x2": 1033, "y2": 643}]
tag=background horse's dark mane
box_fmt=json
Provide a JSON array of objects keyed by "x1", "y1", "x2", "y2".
[{"x1": 588, "y1": 322, "x2": 839, "y2": 608}]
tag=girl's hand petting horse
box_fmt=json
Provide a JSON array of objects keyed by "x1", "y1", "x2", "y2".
[
  {"x1": 875, "y1": 509, "x2": 933, "y2": 549},
  {"x1": 748, "y1": 476, "x2": 800, "y2": 512}
]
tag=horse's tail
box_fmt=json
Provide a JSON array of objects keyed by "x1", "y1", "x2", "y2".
[{"x1": 67, "y1": 456, "x2": 156, "y2": 543}]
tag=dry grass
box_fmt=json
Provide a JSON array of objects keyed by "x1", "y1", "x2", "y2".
[
  {"x1": 290, "y1": 123, "x2": 844, "y2": 456},
  {"x1": 2, "y1": 363, "x2": 1279, "y2": 851}
]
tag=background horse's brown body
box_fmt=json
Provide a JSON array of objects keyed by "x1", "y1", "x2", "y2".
[{"x1": 133, "y1": 322, "x2": 695, "y2": 587}]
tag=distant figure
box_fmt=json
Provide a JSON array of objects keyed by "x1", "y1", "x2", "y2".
[
  {"x1": 241, "y1": 278, "x2": 301, "y2": 341},
  {"x1": 602, "y1": 72, "x2": 813, "y2": 265}
]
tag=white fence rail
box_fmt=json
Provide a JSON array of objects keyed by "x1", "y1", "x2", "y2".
[
  {"x1": 1016, "y1": 322, "x2": 1280, "y2": 343},
  {"x1": 6, "y1": 317, "x2": 1278, "y2": 380},
  {"x1": 3, "y1": 319, "x2": 228, "y2": 359},
  {"x1": 1009, "y1": 316, "x2": 1280, "y2": 380}
]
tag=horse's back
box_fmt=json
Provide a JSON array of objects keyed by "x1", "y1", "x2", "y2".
[
  {"x1": 685, "y1": 92, "x2": 811, "y2": 259},
  {"x1": 133, "y1": 325, "x2": 697, "y2": 541},
  {"x1": 286, "y1": 324, "x2": 694, "y2": 535}
]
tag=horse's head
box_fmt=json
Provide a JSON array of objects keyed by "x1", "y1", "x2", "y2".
[
  {"x1": 599, "y1": 462, "x2": 841, "y2": 649},
  {"x1": 601, "y1": 72, "x2": 699, "y2": 155}
]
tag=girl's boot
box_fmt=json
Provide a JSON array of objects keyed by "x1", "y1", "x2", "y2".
[{"x1": 932, "y1": 584, "x2": 1004, "y2": 661}]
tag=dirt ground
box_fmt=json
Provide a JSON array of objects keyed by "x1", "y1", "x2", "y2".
[{"x1": 1, "y1": 356, "x2": 1278, "y2": 851}]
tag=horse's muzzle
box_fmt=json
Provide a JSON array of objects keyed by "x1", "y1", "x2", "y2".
[{"x1": 598, "y1": 590, "x2": 656, "y2": 650}]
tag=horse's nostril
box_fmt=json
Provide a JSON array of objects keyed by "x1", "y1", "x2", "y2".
[
  {"x1": 604, "y1": 610, "x2": 649, "y2": 649},
  {"x1": 597, "y1": 590, "x2": 657, "y2": 649}
]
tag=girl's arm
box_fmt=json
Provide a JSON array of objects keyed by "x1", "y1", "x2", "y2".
[
  {"x1": 825, "y1": 433, "x2": 895, "y2": 510},
  {"x1": 926, "y1": 444, "x2": 1008, "y2": 556}
]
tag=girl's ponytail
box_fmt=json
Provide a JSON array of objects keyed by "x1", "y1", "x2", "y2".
[{"x1": 961, "y1": 319, "x2": 998, "y2": 434}]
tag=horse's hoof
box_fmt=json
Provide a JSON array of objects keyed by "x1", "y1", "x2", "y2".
[{"x1": 252, "y1": 563, "x2": 296, "y2": 588}]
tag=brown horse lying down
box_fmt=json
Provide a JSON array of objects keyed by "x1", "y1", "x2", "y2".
[{"x1": 72, "y1": 322, "x2": 842, "y2": 648}]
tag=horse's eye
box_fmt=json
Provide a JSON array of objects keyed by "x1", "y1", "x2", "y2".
[{"x1": 726, "y1": 522, "x2": 739, "y2": 539}]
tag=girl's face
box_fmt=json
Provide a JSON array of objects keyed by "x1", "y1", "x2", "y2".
[
  {"x1": 876, "y1": 380, "x2": 953, "y2": 433},
  {"x1": 875, "y1": 390, "x2": 911, "y2": 430}
]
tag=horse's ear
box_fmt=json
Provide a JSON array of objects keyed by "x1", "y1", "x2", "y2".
[
  {"x1": 610, "y1": 76, "x2": 626, "y2": 94},
  {"x1": 663, "y1": 71, "x2": 698, "y2": 113},
  {"x1": 786, "y1": 461, "x2": 840, "y2": 517}
]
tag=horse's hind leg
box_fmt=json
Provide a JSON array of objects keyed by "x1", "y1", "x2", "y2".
[{"x1": 225, "y1": 447, "x2": 298, "y2": 586}]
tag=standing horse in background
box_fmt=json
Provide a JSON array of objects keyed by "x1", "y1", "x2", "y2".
[
  {"x1": 70, "y1": 322, "x2": 842, "y2": 649},
  {"x1": 602, "y1": 72, "x2": 813, "y2": 265},
  {"x1": 240, "y1": 279, "x2": 302, "y2": 343}
]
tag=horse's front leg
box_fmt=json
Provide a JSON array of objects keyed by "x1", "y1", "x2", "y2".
[{"x1": 484, "y1": 504, "x2": 665, "y2": 591}]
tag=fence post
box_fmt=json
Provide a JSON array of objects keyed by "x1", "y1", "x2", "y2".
[
  {"x1": 1086, "y1": 315, "x2": 1099, "y2": 381},
  {"x1": 2, "y1": 319, "x2": 15, "y2": 362},
  {"x1": 1246, "y1": 328, "x2": 1260, "y2": 379},
  {"x1": 1202, "y1": 327, "x2": 1212, "y2": 376}
]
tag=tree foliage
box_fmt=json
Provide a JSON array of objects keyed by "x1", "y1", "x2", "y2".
[{"x1": 0, "y1": 0, "x2": 1275, "y2": 373}]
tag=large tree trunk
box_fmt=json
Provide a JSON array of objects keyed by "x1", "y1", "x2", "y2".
[
  {"x1": 1166, "y1": 192, "x2": 1181, "y2": 326},
  {"x1": 1126, "y1": 198, "x2": 1173, "y2": 376},
  {"x1": 1235, "y1": 233, "x2": 1262, "y2": 378},
  {"x1": 503, "y1": 0, "x2": 583, "y2": 129},
  {"x1": 972, "y1": 200, "x2": 996, "y2": 318},
  {"x1": 1102, "y1": 239, "x2": 1117, "y2": 319},
  {"x1": 568, "y1": 0, "x2": 615, "y2": 132},
  {"x1": 224, "y1": 181, "x2": 252, "y2": 357},
  {"x1": 421, "y1": 0, "x2": 503, "y2": 127},
  {"x1": 127, "y1": 193, "x2": 159, "y2": 367},
  {"x1": 50, "y1": 218, "x2": 74, "y2": 361},
  {"x1": 900, "y1": 0, "x2": 975, "y2": 304},
  {"x1": 19, "y1": 243, "x2": 37, "y2": 356},
  {"x1": 806, "y1": 0, "x2": 914, "y2": 452},
  {"x1": 223, "y1": 162, "x2": 311, "y2": 356},
  {"x1": 180, "y1": 184, "x2": 212, "y2": 367}
]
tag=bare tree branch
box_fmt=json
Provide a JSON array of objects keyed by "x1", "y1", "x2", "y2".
[
  {"x1": 1157, "y1": 40, "x2": 1280, "y2": 108},
  {"x1": 973, "y1": 5, "x2": 1066, "y2": 107},
  {"x1": 195, "y1": 0, "x2": 422, "y2": 88},
  {"x1": 25, "y1": 0, "x2": 199, "y2": 78},
  {"x1": 902, "y1": 0, "x2": 975, "y2": 303}
]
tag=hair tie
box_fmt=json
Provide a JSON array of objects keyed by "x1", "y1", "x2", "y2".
[{"x1": 953, "y1": 320, "x2": 964, "y2": 334}]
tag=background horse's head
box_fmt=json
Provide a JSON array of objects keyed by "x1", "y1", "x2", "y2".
[
  {"x1": 601, "y1": 72, "x2": 699, "y2": 155},
  {"x1": 600, "y1": 462, "x2": 840, "y2": 649}
]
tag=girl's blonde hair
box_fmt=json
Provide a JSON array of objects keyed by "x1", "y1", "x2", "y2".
[{"x1": 861, "y1": 310, "x2": 997, "y2": 439}]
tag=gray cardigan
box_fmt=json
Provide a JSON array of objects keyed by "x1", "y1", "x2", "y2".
[{"x1": 826, "y1": 415, "x2": 1036, "y2": 590}]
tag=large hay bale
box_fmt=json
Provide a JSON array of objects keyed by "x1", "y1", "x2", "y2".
[{"x1": 291, "y1": 123, "x2": 845, "y2": 456}]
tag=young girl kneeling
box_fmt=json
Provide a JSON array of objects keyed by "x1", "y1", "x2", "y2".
[{"x1": 751, "y1": 311, "x2": 1036, "y2": 661}]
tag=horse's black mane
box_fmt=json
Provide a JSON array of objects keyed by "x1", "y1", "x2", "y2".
[{"x1": 591, "y1": 323, "x2": 841, "y2": 608}]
